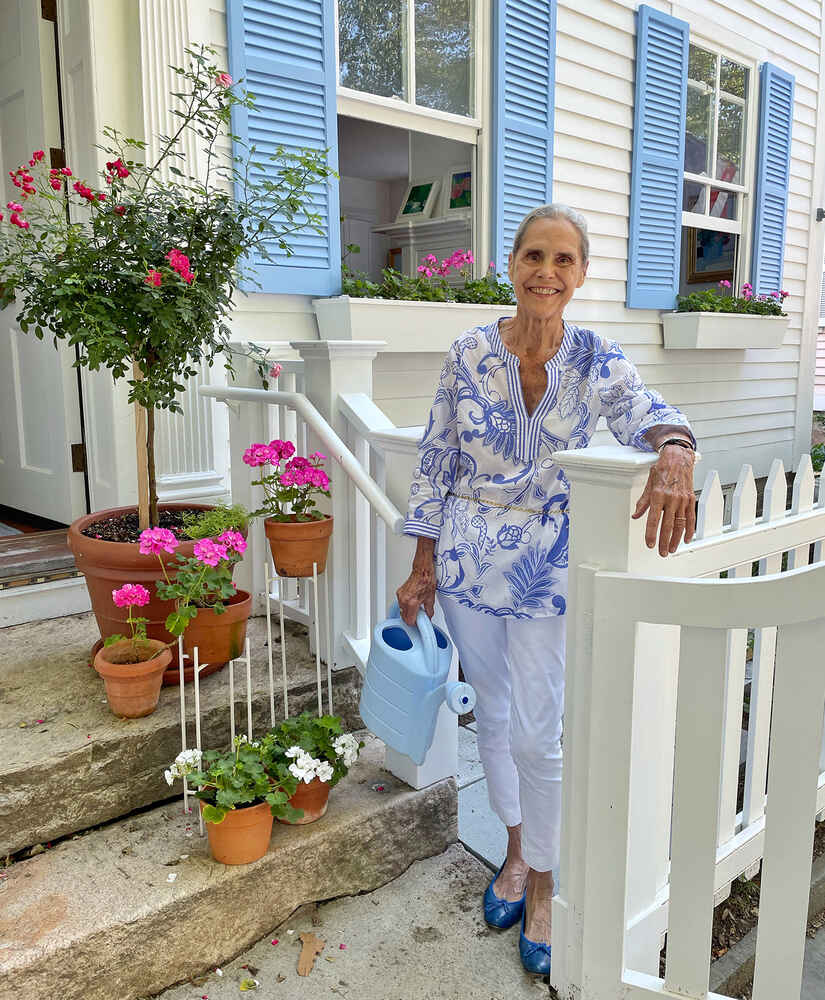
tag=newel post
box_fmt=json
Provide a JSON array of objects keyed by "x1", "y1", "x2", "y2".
[
  {"x1": 551, "y1": 446, "x2": 679, "y2": 996},
  {"x1": 290, "y1": 340, "x2": 384, "y2": 670}
]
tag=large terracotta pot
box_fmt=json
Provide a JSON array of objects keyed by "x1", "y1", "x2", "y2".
[
  {"x1": 201, "y1": 799, "x2": 273, "y2": 865},
  {"x1": 167, "y1": 589, "x2": 253, "y2": 685},
  {"x1": 92, "y1": 638, "x2": 172, "y2": 718},
  {"x1": 279, "y1": 777, "x2": 331, "y2": 825},
  {"x1": 264, "y1": 515, "x2": 333, "y2": 578},
  {"x1": 68, "y1": 503, "x2": 215, "y2": 669}
]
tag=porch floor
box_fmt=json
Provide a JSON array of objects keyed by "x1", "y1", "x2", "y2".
[{"x1": 0, "y1": 528, "x2": 76, "y2": 588}]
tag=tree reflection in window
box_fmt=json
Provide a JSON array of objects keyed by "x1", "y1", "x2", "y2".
[
  {"x1": 415, "y1": 0, "x2": 472, "y2": 117},
  {"x1": 338, "y1": 0, "x2": 406, "y2": 100}
]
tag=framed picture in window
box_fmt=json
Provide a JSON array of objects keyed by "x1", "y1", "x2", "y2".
[
  {"x1": 445, "y1": 166, "x2": 472, "y2": 213},
  {"x1": 395, "y1": 178, "x2": 440, "y2": 222},
  {"x1": 686, "y1": 228, "x2": 736, "y2": 284}
]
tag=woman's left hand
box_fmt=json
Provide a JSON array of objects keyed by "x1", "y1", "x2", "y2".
[{"x1": 632, "y1": 444, "x2": 696, "y2": 556}]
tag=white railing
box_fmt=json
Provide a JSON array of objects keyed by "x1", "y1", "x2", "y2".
[
  {"x1": 563, "y1": 560, "x2": 825, "y2": 1000},
  {"x1": 552, "y1": 445, "x2": 825, "y2": 999}
]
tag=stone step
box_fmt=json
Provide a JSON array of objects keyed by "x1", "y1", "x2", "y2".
[
  {"x1": 0, "y1": 611, "x2": 362, "y2": 858},
  {"x1": 0, "y1": 737, "x2": 456, "y2": 1000}
]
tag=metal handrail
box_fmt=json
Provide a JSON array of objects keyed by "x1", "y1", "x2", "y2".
[{"x1": 199, "y1": 384, "x2": 405, "y2": 534}]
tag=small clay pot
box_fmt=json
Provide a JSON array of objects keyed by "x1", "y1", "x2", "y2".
[
  {"x1": 166, "y1": 589, "x2": 253, "y2": 685},
  {"x1": 92, "y1": 639, "x2": 172, "y2": 718},
  {"x1": 280, "y1": 777, "x2": 331, "y2": 825},
  {"x1": 264, "y1": 515, "x2": 333, "y2": 578},
  {"x1": 201, "y1": 799, "x2": 273, "y2": 865}
]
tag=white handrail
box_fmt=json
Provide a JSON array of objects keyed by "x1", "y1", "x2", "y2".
[{"x1": 199, "y1": 384, "x2": 405, "y2": 534}]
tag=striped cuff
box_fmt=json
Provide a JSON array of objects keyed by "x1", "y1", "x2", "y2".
[{"x1": 403, "y1": 518, "x2": 441, "y2": 541}]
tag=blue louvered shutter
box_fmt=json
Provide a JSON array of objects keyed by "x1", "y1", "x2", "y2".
[
  {"x1": 751, "y1": 63, "x2": 794, "y2": 296},
  {"x1": 226, "y1": 0, "x2": 340, "y2": 295},
  {"x1": 626, "y1": 5, "x2": 689, "y2": 310},
  {"x1": 491, "y1": 0, "x2": 556, "y2": 272}
]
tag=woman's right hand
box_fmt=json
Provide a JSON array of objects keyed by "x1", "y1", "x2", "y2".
[{"x1": 396, "y1": 537, "x2": 437, "y2": 625}]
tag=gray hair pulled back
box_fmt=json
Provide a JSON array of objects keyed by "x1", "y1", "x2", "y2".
[{"x1": 511, "y1": 204, "x2": 590, "y2": 264}]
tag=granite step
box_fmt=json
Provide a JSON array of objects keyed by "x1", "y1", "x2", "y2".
[
  {"x1": 0, "y1": 611, "x2": 362, "y2": 858},
  {"x1": 0, "y1": 736, "x2": 457, "y2": 1000}
]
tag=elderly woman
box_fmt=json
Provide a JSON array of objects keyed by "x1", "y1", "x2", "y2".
[{"x1": 396, "y1": 204, "x2": 696, "y2": 975}]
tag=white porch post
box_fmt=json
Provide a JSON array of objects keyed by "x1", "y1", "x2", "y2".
[
  {"x1": 290, "y1": 340, "x2": 384, "y2": 671},
  {"x1": 551, "y1": 446, "x2": 679, "y2": 995},
  {"x1": 225, "y1": 354, "x2": 270, "y2": 615}
]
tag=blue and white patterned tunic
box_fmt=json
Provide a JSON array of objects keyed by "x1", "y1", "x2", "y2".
[{"x1": 404, "y1": 319, "x2": 694, "y2": 618}]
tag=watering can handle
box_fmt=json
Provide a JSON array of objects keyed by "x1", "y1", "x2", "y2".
[{"x1": 387, "y1": 600, "x2": 439, "y2": 676}]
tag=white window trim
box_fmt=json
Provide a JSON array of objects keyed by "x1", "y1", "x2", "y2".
[
  {"x1": 334, "y1": 1, "x2": 482, "y2": 138},
  {"x1": 682, "y1": 34, "x2": 760, "y2": 288}
]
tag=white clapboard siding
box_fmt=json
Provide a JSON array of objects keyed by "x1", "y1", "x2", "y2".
[{"x1": 555, "y1": 0, "x2": 820, "y2": 482}]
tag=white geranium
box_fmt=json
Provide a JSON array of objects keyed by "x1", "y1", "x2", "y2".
[
  {"x1": 284, "y1": 745, "x2": 303, "y2": 759},
  {"x1": 333, "y1": 733, "x2": 360, "y2": 769},
  {"x1": 164, "y1": 747, "x2": 203, "y2": 784},
  {"x1": 316, "y1": 761, "x2": 334, "y2": 783}
]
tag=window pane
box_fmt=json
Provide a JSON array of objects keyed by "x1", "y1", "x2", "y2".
[
  {"x1": 684, "y1": 180, "x2": 707, "y2": 214},
  {"x1": 339, "y1": 0, "x2": 407, "y2": 100},
  {"x1": 720, "y1": 58, "x2": 748, "y2": 100},
  {"x1": 685, "y1": 85, "x2": 714, "y2": 175},
  {"x1": 717, "y1": 99, "x2": 744, "y2": 184},
  {"x1": 415, "y1": 0, "x2": 472, "y2": 116},
  {"x1": 688, "y1": 44, "x2": 716, "y2": 88},
  {"x1": 686, "y1": 45, "x2": 716, "y2": 175},
  {"x1": 709, "y1": 188, "x2": 738, "y2": 221}
]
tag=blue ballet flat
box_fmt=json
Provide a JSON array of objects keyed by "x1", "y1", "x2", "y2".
[
  {"x1": 483, "y1": 865, "x2": 526, "y2": 929},
  {"x1": 519, "y1": 910, "x2": 552, "y2": 975}
]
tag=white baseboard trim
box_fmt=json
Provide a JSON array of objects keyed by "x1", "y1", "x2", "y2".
[{"x1": 0, "y1": 577, "x2": 91, "y2": 629}]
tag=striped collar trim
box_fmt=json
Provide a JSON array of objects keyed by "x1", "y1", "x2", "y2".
[{"x1": 488, "y1": 318, "x2": 573, "y2": 369}]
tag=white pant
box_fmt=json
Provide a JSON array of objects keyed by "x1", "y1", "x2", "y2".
[{"x1": 440, "y1": 595, "x2": 565, "y2": 873}]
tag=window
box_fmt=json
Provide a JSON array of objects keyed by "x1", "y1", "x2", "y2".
[
  {"x1": 337, "y1": 0, "x2": 475, "y2": 119},
  {"x1": 681, "y1": 42, "x2": 754, "y2": 291}
]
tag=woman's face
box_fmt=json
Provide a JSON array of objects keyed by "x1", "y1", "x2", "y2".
[{"x1": 508, "y1": 218, "x2": 588, "y2": 322}]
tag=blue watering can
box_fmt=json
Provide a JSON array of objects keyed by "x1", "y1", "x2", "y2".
[{"x1": 359, "y1": 601, "x2": 476, "y2": 765}]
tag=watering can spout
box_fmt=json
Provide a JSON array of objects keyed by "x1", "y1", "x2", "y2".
[{"x1": 359, "y1": 603, "x2": 476, "y2": 766}]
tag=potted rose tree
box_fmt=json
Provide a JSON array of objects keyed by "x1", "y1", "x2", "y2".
[
  {"x1": 0, "y1": 44, "x2": 333, "y2": 656},
  {"x1": 244, "y1": 440, "x2": 332, "y2": 577}
]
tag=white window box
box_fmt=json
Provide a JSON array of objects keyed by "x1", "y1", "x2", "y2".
[
  {"x1": 313, "y1": 296, "x2": 516, "y2": 353},
  {"x1": 661, "y1": 311, "x2": 789, "y2": 350}
]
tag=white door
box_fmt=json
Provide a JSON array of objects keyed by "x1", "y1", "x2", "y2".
[{"x1": 0, "y1": 0, "x2": 86, "y2": 523}]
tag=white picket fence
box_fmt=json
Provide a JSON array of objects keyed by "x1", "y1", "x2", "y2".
[{"x1": 203, "y1": 342, "x2": 825, "y2": 998}]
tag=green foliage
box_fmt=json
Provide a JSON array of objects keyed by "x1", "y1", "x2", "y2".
[
  {"x1": 811, "y1": 443, "x2": 825, "y2": 473},
  {"x1": 676, "y1": 285, "x2": 787, "y2": 316},
  {"x1": 0, "y1": 45, "x2": 335, "y2": 522},
  {"x1": 341, "y1": 262, "x2": 516, "y2": 306},
  {"x1": 182, "y1": 503, "x2": 249, "y2": 540},
  {"x1": 261, "y1": 711, "x2": 364, "y2": 790},
  {"x1": 187, "y1": 736, "x2": 302, "y2": 824}
]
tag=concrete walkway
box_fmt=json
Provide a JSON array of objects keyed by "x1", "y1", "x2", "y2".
[
  {"x1": 154, "y1": 844, "x2": 546, "y2": 1000},
  {"x1": 801, "y1": 919, "x2": 825, "y2": 999}
]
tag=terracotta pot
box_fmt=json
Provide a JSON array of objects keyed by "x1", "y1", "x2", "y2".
[
  {"x1": 92, "y1": 638, "x2": 172, "y2": 718},
  {"x1": 264, "y1": 515, "x2": 333, "y2": 578},
  {"x1": 201, "y1": 799, "x2": 273, "y2": 865},
  {"x1": 279, "y1": 777, "x2": 331, "y2": 825},
  {"x1": 167, "y1": 589, "x2": 253, "y2": 685},
  {"x1": 68, "y1": 503, "x2": 233, "y2": 671}
]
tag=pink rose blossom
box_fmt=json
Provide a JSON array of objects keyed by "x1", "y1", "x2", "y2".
[
  {"x1": 112, "y1": 583, "x2": 151, "y2": 608},
  {"x1": 215, "y1": 72, "x2": 233, "y2": 88},
  {"x1": 139, "y1": 527, "x2": 179, "y2": 555},
  {"x1": 269, "y1": 363, "x2": 282, "y2": 379},
  {"x1": 193, "y1": 538, "x2": 229, "y2": 567}
]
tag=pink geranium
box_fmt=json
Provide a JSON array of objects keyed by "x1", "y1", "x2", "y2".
[
  {"x1": 193, "y1": 538, "x2": 229, "y2": 567},
  {"x1": 217, "y1": 530, "x2": 247, "y2": 555},
  {"x1": 112, "y1": 583, "x2": 151, "y2": 608},
  {"x1": 246, "y1": 439, "x2": 330, "y2": 522},
  {"x1": 242, "y1": 443, "x2": 274, "y2": 467},
  {"x1": 139, "y1": 527, "x2": 179, "y2": 555}
]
